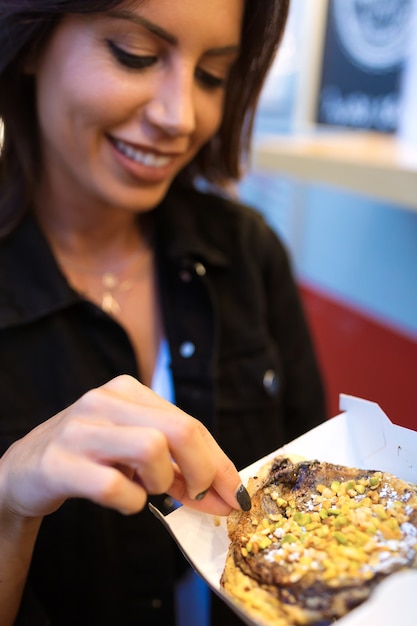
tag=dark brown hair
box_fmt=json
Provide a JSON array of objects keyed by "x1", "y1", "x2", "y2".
[{"x1": 0, "y1": 0, "x2": 289, "y2": 233}]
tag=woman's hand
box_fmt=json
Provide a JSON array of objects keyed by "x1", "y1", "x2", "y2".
[
  {"x1": 0, "y1": 375, "x2": 250, "y2": 519},
  {"x1": 0, "y1": 375, "x2": 251, "y2": 626}
]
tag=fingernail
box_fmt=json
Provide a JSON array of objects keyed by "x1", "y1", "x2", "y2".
[
  {"x1": 195, "y1": 489, "x2": 209, "y2": 502},
  {"x1": 236, "y1": 484, "x2": 251, "y2": 511}
]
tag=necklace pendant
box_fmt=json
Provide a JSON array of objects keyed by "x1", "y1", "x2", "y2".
[
  {"x1": 102, "y1": 272, "x2": 118, "y2": 289},
  {"x1": 101, "y1": 291, "x2": 121, "y2": 315}
]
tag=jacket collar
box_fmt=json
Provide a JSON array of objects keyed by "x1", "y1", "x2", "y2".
[
  {"x1": 0, "y1": 214, "x2": 80, "y2": 328},
  {"x1": 155, "y1": 184, "x2": 231, "y2": 268},
  {"x1": 0, "y1": 185, "x2": 231, "y2": 328}
]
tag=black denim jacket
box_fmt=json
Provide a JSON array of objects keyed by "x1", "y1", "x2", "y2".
[{"x1": 0, "y1": 185, "x2": 325, "y2": 625}]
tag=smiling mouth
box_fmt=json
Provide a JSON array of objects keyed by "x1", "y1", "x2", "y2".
[{"x1": 111, "y1": 137, "x2": 173, "y2": 168}]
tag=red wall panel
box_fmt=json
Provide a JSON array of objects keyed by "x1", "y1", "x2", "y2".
[{"x1": 300, "y1": 284, "x2": 417, "y2": 432}]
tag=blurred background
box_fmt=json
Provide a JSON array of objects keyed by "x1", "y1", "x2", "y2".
[{"x1": 237, "y1": 0, "x2": 417, "y2": 431}]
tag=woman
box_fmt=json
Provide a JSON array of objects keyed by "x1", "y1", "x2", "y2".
[{"x1": 0, "y1": 0, "x2": 326, "y2": 624}]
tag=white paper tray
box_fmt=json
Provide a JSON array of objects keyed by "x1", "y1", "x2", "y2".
[{"x1": 151, "y1": 394, "x2": 417, "y2": 625}]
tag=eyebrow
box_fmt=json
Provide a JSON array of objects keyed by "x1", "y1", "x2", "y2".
[{"x1": 106, "y1": 10, "x2": 240, "y2": 56}]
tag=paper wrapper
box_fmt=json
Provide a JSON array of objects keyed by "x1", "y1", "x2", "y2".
[{"x1": 150, "y1": 394, "x2": 417, "y2": 625}]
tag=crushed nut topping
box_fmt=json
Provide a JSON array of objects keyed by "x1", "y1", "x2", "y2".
[{"x1": 239, "y1": 473, "x2": 417, "y2": 586}]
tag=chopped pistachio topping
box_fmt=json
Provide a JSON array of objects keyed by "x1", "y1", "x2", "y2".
[{"x1": 239, "y1": 472, "x2": 417, "y2": 586}]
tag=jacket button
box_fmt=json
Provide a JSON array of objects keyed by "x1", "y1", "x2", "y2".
[
  {"x1": 263, "y1": 369, "x2": 279, "y2": 396},
  {"x1": 194, "y1": 262, "x2": 206, "y2": 276},
  {"x1": 179, "y1": 341, "x2": 195, "y2": 358}
]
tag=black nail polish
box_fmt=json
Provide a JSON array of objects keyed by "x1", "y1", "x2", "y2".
[
  {"x1": 195, "y1": 489, "x2": 209, "y2": 501},
  {"x1": 236, "y1": 484, "x2": 251, "y2": 511}
]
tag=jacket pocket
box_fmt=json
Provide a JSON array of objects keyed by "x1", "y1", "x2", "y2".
[{"x1": 217, "y1": 332, "x2": 283, "y2": 412}]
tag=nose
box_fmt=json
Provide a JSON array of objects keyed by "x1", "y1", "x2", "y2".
[{"x1": 144, "y1": 63, "x2": 196, "y2": 137}]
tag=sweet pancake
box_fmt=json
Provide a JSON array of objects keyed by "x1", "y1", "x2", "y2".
[{"x1": 221, "y1": 456, "x2": 417, "y2": 625}]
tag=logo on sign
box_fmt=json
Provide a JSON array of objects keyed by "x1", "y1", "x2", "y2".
[{"x1": 333, "y1": 0, "x2": 413, "y2": 72}]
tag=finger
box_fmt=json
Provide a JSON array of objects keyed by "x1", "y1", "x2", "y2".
[
  {"x1": 167, "y1": 445, "x2": 251, "y2": 516},
  {"x1": 210, "y1": 454, "x2": 252, "y2": 513},
  {"x1": 187, "y1": 424, "x2": 251, "y2": 512},
  {"x1": 80, "y1": 378, "x2": 249, "y2": 507},
  {"x1": 82, "y1": 380, "x2": 219, "y2": 500},
  {"x1": 52, "y1": 455, "x2": 149, "y2": 515},
  {"x1": 167, "y1": 471, "x2": 234, "y2": 516},
  {"x1": 60, "y1": 421, "x2": 174, "y2": 495},
  {"x1": 163, "y1": 417, "x2": 217, "y2": 500}
]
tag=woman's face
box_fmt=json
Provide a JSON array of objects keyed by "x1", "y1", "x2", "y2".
[{"x1": 32, "y1": 0, "x2": 243, "y2": 214}]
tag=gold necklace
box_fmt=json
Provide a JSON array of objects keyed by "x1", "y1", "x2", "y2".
[
  {"x1": 57, "y1": 247, "x2": 149, "y2": 315},
  {"x1": 99, "y1": 270, "x2": 141, "y2": 315}
]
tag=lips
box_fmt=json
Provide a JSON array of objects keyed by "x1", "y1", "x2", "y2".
[{"x1": 110, "y1": 136, "x2": 173, "y2": 168}]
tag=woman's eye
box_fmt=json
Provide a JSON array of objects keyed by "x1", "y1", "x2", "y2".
[
  {"x1": 106, "y1": 40, "x2": 157, "y2": 70},
  {"x1": 195, "y1": 68, "x2": 226, "y2": 89}
]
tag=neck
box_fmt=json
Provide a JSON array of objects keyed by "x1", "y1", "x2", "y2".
[
  {"x1": 42, "y1": 214, "x2": 154, "y2": 316},
  {"x1": 36, "y1": 206, "x2": 151, "y2": 273},
  {"x1": 33, "y1": 176, "x2": 150, "y2": 265}
]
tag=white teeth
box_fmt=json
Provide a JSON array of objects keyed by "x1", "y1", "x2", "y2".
[{"x1": 114, "y1": 139, "x2": 171, "y2": 167}]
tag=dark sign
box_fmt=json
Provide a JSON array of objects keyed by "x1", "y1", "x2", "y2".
[{"x1": 316, "y1": 0, "x2": 414, "y2": 132}]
